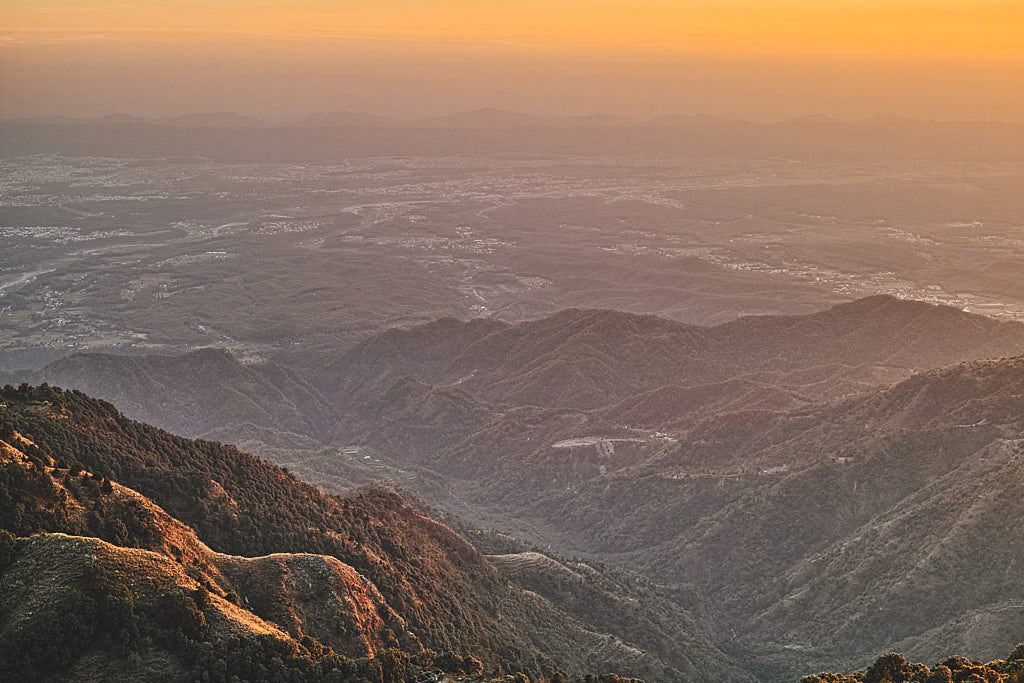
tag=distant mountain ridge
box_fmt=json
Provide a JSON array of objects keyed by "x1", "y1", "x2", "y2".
[
  {"x1": 13, "y1": 295, "x2": 1024, "y2": 455},
  {"x1": 8, "y1": 109, "x2": 1020, "y2": 128},
  {"x1": 10, "y1": 347, "x2": 333, "y2": 441},
  {"x1": 11, "y1": 294, "x2": 1024, "y2": 504},
  {"x1": 284, "y1": 111, "x2": 401, "y2": 127},
  {"x1": 316, "y1": 295, "x2": 1024, "y2": 412},
  {"x1": 4, "y1": 115, "x2": 1022, "y2": 161}
]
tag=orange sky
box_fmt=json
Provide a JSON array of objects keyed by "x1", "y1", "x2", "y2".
[
  {"x1": 2, "y1": 1, "x2": 1023, "y2": 120},
  {"x1": 4, "y1": 1, "x2": 1024, "y2": 56}
]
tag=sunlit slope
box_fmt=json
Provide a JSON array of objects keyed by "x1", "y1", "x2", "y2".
[{"x1": 0, "y1": 385, "x2": 741, "y2": 680}]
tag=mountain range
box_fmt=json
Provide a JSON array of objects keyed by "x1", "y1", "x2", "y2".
[
  {"x1": 8, "y1": 296, "x2": 1024, "y2": 678},
  {"x1": 1, "y1": 384, "x2": 746, "y2": 681},
  {"x1": 3, "y1": 115, "x2": 1022, "y2": 162}
]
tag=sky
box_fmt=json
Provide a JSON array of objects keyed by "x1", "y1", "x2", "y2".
[{"x1": 2, "y1": 1, "x2": 1023, "y2": 121}]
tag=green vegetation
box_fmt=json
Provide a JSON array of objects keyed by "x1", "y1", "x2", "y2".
[
  {"x1": 0, "y1": 384, "x2": 670, "y2": 681},
  {"x1": 800, "y1": 649, "x2": 1024, "y2": 683}
]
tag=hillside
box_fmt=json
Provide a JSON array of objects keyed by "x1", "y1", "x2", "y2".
[
  {"x1": 0, "y1": 384, "x2": 746, "y2": 681},
  {"x1": 300, "y1": 296, "x2": 1024, "y2": 511},
  {"x1": 9, "y1": 298, "x2": 1024, "y2": 679},
  {"x1": 799, "y1": 648, "x2": 1024, "y2": 683},
  {"x1": 318, "y1": 296, "x2": 1024, "y2": 413},
  {"x1": 531, "y1": 356, "x2": 1024, "y2": 678},
  {"x1": 17, "y1": 297, "x2": 1023, "y2": 444},
  {"x1": 6, "y1": 348, "x2": 333, "y2": 442},
  {"x1": 16, "y1": 296, "x2": 1022, "y2": 509}
]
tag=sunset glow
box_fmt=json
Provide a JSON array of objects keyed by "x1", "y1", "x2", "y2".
[
  {"x1": 6, "y1": 0, "x2": 1024, "y2": 679},
  {"x1": 2, "y1": 1, "x2": 1023, "y2": 120},
  {"x1": 5, "y1": 1, "x2": 1024, "y2": 57}
]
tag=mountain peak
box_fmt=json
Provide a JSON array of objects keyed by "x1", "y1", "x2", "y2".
[
  {"x1": 284, "y1": 111, "x2": 399, "y2": 128},
  {"x1": 415, "y1": 108, "x2": 547, "y2": 128}
]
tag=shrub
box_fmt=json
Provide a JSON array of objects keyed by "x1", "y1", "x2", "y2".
[{"x1": 0, "y1": 530, "x2": 17, "y2": 569}]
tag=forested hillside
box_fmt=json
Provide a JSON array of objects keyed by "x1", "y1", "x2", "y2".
[
  {"x1": 0, "y1": 384, "x2": 747, "y2": 681},
  {"x1": 800, "y1": 648, "x2": 1024, "y2": 682},
  {"x1": 9, "y1": 297, "x2": 1024, "y2": 680}
]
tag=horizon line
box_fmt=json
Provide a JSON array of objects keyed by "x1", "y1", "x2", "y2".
[{"x1": 4, "y1": 108, "x2": 1024, "y2": 127}]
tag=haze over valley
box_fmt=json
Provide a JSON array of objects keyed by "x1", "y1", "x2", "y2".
[
  {"x1": 2, "y1": 112, "x2": 1024, "y2": 681},
  {"x1": 4, "y1": 122, "x2": 1024, "y2": 370},
  {"x1": 4, "y1": 2, "x2": 1024, "y2": 681}
]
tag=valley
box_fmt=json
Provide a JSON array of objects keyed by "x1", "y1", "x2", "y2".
[
  {"x1": 4, "y1": 118, "x2": 1024, "y2": 681},
  {"x1": 9, "y1": 296, "x2": 1024, "y2": 680},
  {"x1": 4, "y1": 149, "x2": 1024, "y2": 373}
]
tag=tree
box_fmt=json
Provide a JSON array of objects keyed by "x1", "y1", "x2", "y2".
[
  {"x1": 160, "y1": 591, "x2": 207, "y2": 640},
  {"x1": 0, "y1": 530, "x2": 17, "y2": 569},
  {"x1": 461, "y1": 655, "x2": 484, "y2": 677},
  {"x1": 865, "y1": 652, "x2": 914, "y2": 683},
  {"x1": 435, "y1": 651, "x2": 462, "y2": 673},
  {"x1": 378, "y1": 649, "x2": 410, "y2": 683},
  {"x1": 925, "y1": 665, "x2": 953, "y2": 683}
]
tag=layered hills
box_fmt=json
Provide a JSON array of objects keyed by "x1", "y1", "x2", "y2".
[
  {"x1": 0, "y1": 384, "x2": 744, "y2": 681},
  {"x1": 316, "y1": 294, "x2": 1024, "y2": 420},
  {"x1": 8, "y1": 296, "x2": 1024, "y2": 679},
  {"x1": 534, "y1": 355, "x2": 1024, "y2": 677},
  {"x1": 11, "y1": 347, "x2": 333, "y2": 441},
  {"x1": 14, "y1": 295, "x2": 1024, "y2": 446}
]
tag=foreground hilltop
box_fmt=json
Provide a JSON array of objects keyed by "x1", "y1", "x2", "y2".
[{"x1": 0, "y1": 384, "x2": 745, "y2": 681}]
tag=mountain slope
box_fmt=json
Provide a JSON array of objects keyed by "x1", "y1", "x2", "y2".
[
  {"x1": 5, "y1": 348, "x2": 334, "y2": 441},
  {"x1": 15, "y1": 297, "x2": 1024, "y2": 473},
  {"x1": 304, "y1": 296, "x2": 1024, "y2": 509},
  {"x1": 530, "y1": 356, "x2": 1024, "y2": 678},
  {"x1": 0, "y1": 384, "x2": 744, "y2": 681},
  {"x1": 1, "y1": 533, "x2": 302, "y2": 681},
  {"x1": 318, "y1": 296, "x2": 1024, "y2": 414},
  {"x1": 10, "y1": 297, "x2": 1024, "y2": 679}
]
